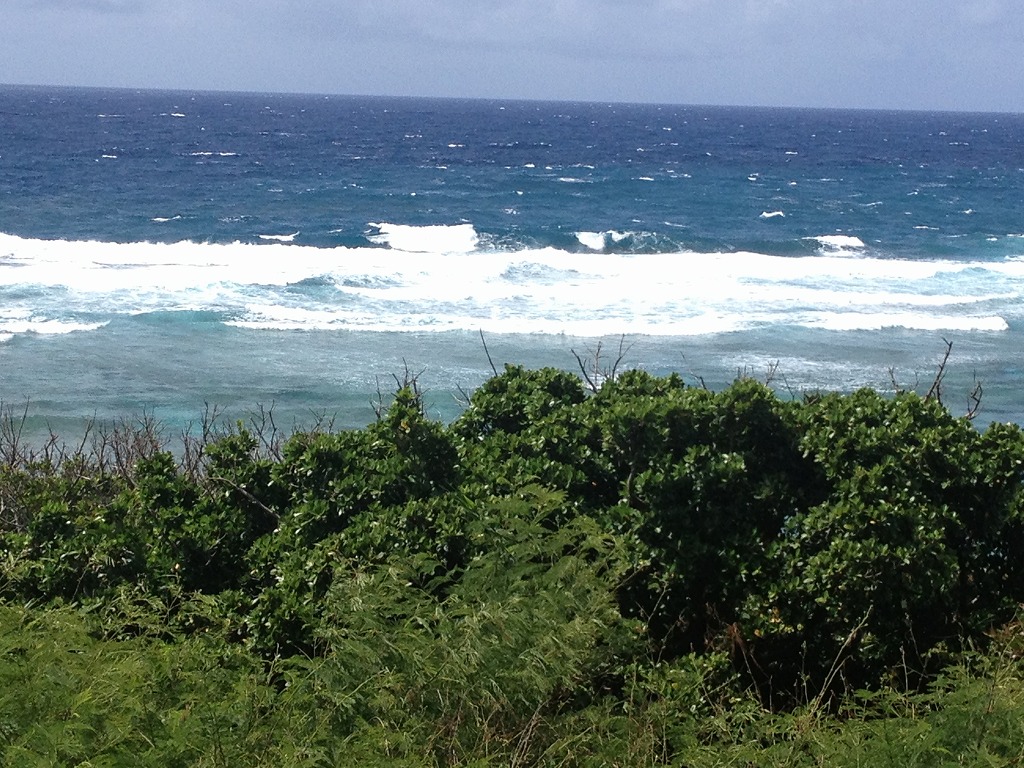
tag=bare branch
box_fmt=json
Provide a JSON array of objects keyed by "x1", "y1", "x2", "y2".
[
  {"x1": 208, "y1": 474, "x2": 279, "y2": 521},
  {"x1": 0, "y1": 400, "x2": 30, "y2": 469},
  {"x1": 571, "y1": 345, "x2": 601, "y2": 393},
  {"x1": 479, "y1": 329, "x2": 498, "y2": 377},
  {"x1": 609, "y1": 334, "x2": 634, "y2": 381},
  {"x1": 925, "y1": 338, "x2": 953, "y2": 404},
  {"x1": 304, "y1": 408, "x2": 337, "y2": 434},
  {"x1": 374, "y1": 360, "x2": 428, "y2": 419},
  {"x1": 966, "y1": 375, "x2": 983, "y2": 421},
  {"x1": 887, "y1": 365, "x2": 902, "y2": 395},
  {"x1": 248, "y1": 401, "x2": 284, "y2": 462},
  {"x1": 453, "y1": 383, "x2": 472, "y2": 409},
  {"x1": 371, "y1": 375, "x2": 387, "y2": 421},
  {"x1": 571, "y1": 336, "x2": 634, "y2": 393}
]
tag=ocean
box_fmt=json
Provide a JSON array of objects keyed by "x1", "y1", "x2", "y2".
[{"x1": 2, "y1": 84, "x2": 1023, "y2": 439}]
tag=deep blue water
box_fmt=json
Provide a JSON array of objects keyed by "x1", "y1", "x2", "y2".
[{"x1": 1, "y1": 85, "x2": 1023, "y2": 436}]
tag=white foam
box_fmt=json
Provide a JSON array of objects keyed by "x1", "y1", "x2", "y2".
[
  {"x1": 807, "y1": 234, "x2": 866, "y2": 252},
  {"x1": 576, "y1": 232, "x2": 606, "y2": 251},
  {"x1": 806, "y1": 312, "x2": 1008, "y2": 332},
  {"x1": 575, "y1": 231, "x2": 632, "y2": 251},
  {"x1": 760, "y1": 211, "x2": 785, "y2": 219},
  {"x1": 0, "y1": 231, "x2": 1020, "y2": 340},
  {"x1": 367, "y1": 223, "x2": 478, "y2": 254},
  {"x1": 258, "y1": 232, "x2": 300, "y2": 242},
  {"x1": 0, "y1": 318, "x2": 109, "y2": 335}
]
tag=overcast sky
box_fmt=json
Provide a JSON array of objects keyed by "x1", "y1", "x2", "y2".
[{"x1": 3, "y1": 0, "x2": 1022, "y2": 112}]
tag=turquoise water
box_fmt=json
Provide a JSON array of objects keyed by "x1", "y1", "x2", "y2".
[{"x1": 1, "y1": 85, "x2": 1023, "y2": 434}]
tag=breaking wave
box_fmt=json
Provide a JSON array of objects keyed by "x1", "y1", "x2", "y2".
[{"x1": 0, "y1": 230, "x2": 1019, "y2": 340}]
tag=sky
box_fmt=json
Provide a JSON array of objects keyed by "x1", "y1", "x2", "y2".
[{"x1": 3, "y1": 0, "x2": 1022, "y2": 112}]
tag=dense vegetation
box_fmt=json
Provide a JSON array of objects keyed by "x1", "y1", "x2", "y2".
[{"x1": 2, "y1": 363, "x2": 1024, "y2": 765}]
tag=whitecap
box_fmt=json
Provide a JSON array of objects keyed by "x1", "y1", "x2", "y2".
[
  {"x1": 0, "y1": 319, "x2": 109, "y2": 336},
  {"x1": 581, "y1": 230, "x2": 602, "y2": 250},
  {"x1": 366, "y1": 222, "x2": 479, "y2": 254},
  {"x1": 760, "y1": 211, "x2": 785, "y2": 219},
  {"x1": 576, "y1": 231, "x2": 631, "y2": 251},
  {"x1": 807, "y1": 234, "x2": 866, "y2": 252},
  {"x1": 258, "y1": 232, "x2": 300, "y2": 243}
]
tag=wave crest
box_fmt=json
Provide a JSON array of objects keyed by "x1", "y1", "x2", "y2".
[
  {"x1": 0, "y1": 231, "x2": 1019, "y2": 339},
  {"x1": 367, "y1": 222, "x2": 478, "y2": 254}
]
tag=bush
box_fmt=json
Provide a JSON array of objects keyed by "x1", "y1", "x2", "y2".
[{"x1": 3, "y1": 363, "x2": 1024, "y2": 762}]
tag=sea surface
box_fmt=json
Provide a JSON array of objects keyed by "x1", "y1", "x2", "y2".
[{"x1": 2, "y1": 85, "x2": 1023, "y2": 439}]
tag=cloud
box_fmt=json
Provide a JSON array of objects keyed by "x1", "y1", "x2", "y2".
[
  {"x1": 959, "y1": 0, "x2": 1007, "y2": 25},
  {"x1": 14, "y1": 0, "x2": 152, "y2": 11},
  {"x1": 2, "y1": 0, "x2": 1022, "y2": 111}
]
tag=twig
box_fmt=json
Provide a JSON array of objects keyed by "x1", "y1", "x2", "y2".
[
  {"x1": 209, "y1": 475, "x2": 279, "y2": 521},
  {"x1": 479, "y1": 329, "x2": 498, "y2": 377},
  {"x1": 571, "y1": 342, "x2": 601, "y2": 392},
  {"x1": 810, "y1": 608, "x2": 873, "y2": 713},
  {"x1": 925, "y1": 338, "x2": 953, "y2": 404},
  {"x1": 966, "y1": 374, "x2": 983, "y2": 421},
  {"x1": 609, "y1": 334, "x2": 634, "y2": 382},
  {"x1": 453, "y1": 384, "x2": 472, "y2": 408}
]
